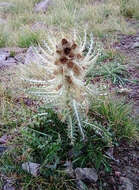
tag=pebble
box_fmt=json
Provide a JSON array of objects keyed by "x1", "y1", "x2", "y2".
[
  {"x1": 34, "y1": 0, "x2": 52, "y2": 13},
  {"x1": 119, "y1": 177, "x2": 133, "y2": 190},
  {"x1": 75, "y1": 168, "x2": 98, "y2": 183},
  {"x1": 22, "y1": 162, "x2": 40, "y2": 177}
]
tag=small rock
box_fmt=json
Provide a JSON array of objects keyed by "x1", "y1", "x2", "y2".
[
  {"x1": 123, "y1": 166, "x2": 139, "y2": 182},
  {"x1": 0, "y1": 62, "x2": 16, "y2": 68},
  {"x1": 15, "y1": 53, "x2": 25, "y2": 64},
  {"x1": 0, "y1": 51, "x2": 17, "y2": 68},
  {"x1": 119, "y1": 177, "x2": 133, "y2": 190},
  {"x1": 3, "y1": 183, "x2": 15, "y2": 190},
  {"x1": 2, "y1": 176, "x2": 16, "y2": 190},
  {"x1": 75, "y1": 168, "x2": 98, "y2": 183},
  {"x1": 132, "y1": 42, "x2": 139, "y2": 49},
  {"x1": 123, "y1": 156, "x2": 128, "y2": 162},
  {"x1": 0, "y1": 47, "x2": 27, "y2": 54},
  {"x1": 0, "y1": 58, "x2": 17, "y2": 69},
  {"x1": 0, "y1": 135, "x2": 8, "y2": 144},
  {"x1": 31, "y1": 22, "x2": 48, "y2": 31},
  {"x1": 117, "y1": 88, "x2": 131, "y2": 95},
  {"x1": 115, "y1": 171, "x2": 121, "y2": 177},
  {"x1": 6, "y1": 57, "x2": 16, "y2": 62},
  {"x1": 22, "y1": 162, "x2": 40, "y2": 177},
  {"x1": 34, "y1": 0, "x2": 52, "y2": 13},
  {"x1": 0, "y1": 18, "x2": 6, "y2": 24},
  {"x1": 0, "y1": 2, "x2": 14, "y2": 9},
  {"x1": 76, "y1": 180, "x2": 88, "y2": 190},
  {"x1": 0, "y1": 51, "x2": 10, "y2": 61},
  {"x1": 24, "y1": 46, "x2": 39, "y2": 65},
  {"x1": 0, "y1": 146, "x2": 8, "y2": 156}
]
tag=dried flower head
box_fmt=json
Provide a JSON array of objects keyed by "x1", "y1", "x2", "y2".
[{"x1": 21, "y1": 30, "x2": 100, "y2": 144}]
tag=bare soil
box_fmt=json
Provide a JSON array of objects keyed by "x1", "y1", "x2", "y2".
[{"x1": 97, "y1": 140, "x2": 139, "y2": 190}]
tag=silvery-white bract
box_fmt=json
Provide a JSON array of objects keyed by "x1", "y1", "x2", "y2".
[{"x1": 21, "y1": 30, "x2": 100, "y2": 144}]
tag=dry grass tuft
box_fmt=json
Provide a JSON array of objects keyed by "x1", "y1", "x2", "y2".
[{"x1": 0, "y1": 0, "x2": 137, "y2": 47}]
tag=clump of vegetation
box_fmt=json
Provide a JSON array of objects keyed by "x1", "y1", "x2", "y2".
[
  {"x1": 87, "y1": 51, "x2": 128, "y2": 85},
  {"x1": 120, "y1": 0, "x2": 139, "y2": 19},
  {"x1": 20, "y1": 31, "x2": 100, "y2": 144},
  {"x1": 90, "y1": 96, "x2": 136, "y2": 139},
  {"x1": 0, "y1": 28, "x2": 8, "y2": 47},
  {"x1": 0, "y1": 94, "x2": 136, "y2": 189},
  {"x1": 0, "y1": 106, "x2": 111, "y2": 189},
  {"x1": 17, "y1": 28, "x2": 41, "y2": 48},
  {"x1": 0, "y1": 0, "x2": 136, "y2": 47},
  {"x1": 0, "y1": 52, "x2": 137, "y2": 189},
  {"x1": 0, "y1": 82, "x2": 13, "y2": 118}
]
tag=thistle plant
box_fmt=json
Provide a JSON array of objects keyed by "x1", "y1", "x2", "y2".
[{"x1": 21, "y1": 31, "x2": 100, "y2": 144}]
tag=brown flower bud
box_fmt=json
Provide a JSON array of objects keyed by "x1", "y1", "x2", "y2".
[
  {"x1": 64, "y1": 47, "x2": 71, "y2": 55},
  {"x1": 69, "y1": 52, "x2": 74, "y2": 58},
  {"x1": 56, "y1": 50, "x2": 62, "y2": 55},
  {"x1": 71, "y1": 43, "x2": 77, "y2": 49},
  {"x1": 65, "y1": 75, "x2": 73, "y2": 84},
  {"x1": 77, "y1": 54, "x2": 82, "y2": 59},
  {"x1": 53, "y1": 67, "x2": 63, "y2": 75},
  {"x1": 73, "y1": 64, "x2": 81, "y2": 76},
  {"x1": 61, "y1": 38, "x2": 68, "y2": 46},
  {"x1": 60, "y1": 56, "x2": 68, "y2": 64},
  {"x1": 67, "y1": 61, "x2": 74, "y2": 68},
  {"x1": 56, "y1": 84, "x2": 62, "y2": 91}
]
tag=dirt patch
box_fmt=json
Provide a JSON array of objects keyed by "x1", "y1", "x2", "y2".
[
  {"x1": 114, "y1": 33, "x2": 139, "y2": 65},
  {"x1": 98, "y1": 140, "x2": 139, "y2": 190},
  {"x1": 127, "y1": 19, "x2": 139, "y2": 33},
  {"x1": 113, "y1": 33, "x2": 139, "y2": 118},
  {"x1": 0, "y1": 47, "x2": 27, "y2": 70},
  {"x1": 126, "y1": 67, "x2": 139, "y2": 117}
]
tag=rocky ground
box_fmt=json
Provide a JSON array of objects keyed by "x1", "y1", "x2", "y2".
[
  {"x1": 98, "y1": 140, "x2": 139, "y2": 190},
  {"x1": 114, "y1": 32, "x2": 139, "y2": 118},
  {"x1": 0, "y1": 35, "x2": 138, "y2": 190},
  {"x1": 0, "y1": 0, "x2": 139, "y2": 190}
]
